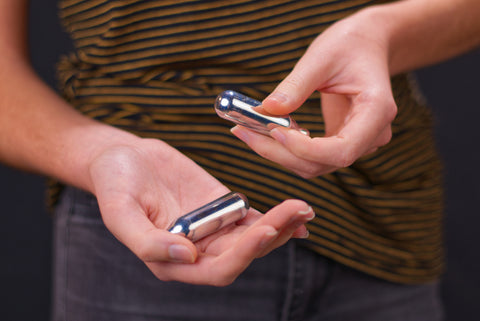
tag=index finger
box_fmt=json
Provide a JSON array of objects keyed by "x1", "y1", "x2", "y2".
[
  {"x1": 271, "y1": 94, "x2": 396, "y2": 167},
  {"x1": 149, "y1": 199, "x2": 313, "y2": 286}
]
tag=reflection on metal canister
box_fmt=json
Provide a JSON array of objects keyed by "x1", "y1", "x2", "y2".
[
  {"x1": 214, "y1": 90, "x2": 309, "y2": 136},
  {"x1": 167, "y1": 192, "x2": 249, "y2": 242}
]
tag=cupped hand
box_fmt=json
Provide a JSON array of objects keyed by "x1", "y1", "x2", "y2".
[
  {"x1": 88, "y1": 138, "x2": 313, "y2": 286},
  {"x1": 231, "y1": 9, "x2": 397, "y2": 179}
]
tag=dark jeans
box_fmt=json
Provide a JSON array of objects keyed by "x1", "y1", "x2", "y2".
[{"x1": 52, "y1": 187, "x2": 444, "y2": 321}]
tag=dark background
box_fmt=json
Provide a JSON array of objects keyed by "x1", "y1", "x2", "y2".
[{"x1": 1, "y1": 1, "x2": 479, "y2": 320}]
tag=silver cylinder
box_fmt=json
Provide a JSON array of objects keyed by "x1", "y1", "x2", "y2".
[
  {"x1": 214, "y1": 90, "x2": 309, "y2": 136},
  {"x1": 167, "y1": 192, "x2": 249, "y2": 242}
]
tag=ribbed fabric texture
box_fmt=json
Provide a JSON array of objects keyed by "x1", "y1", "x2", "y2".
[{"x1": 54, "y1": 0, "x2": 444, "y2": 283}]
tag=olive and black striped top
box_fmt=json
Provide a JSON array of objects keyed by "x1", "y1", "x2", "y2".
[{"x1": 55, "y1": 0, "x2": 444, "y2": 283}]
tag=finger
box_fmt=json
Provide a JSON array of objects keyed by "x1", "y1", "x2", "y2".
[
  {"x1": 270, "y1": 93, "x2": 396, "y2": 168},
  {"x1": 360, "y1": 125, "x2": 392, "y2": 156},
  {"x1": 269, "y1": 127, "x2": 351, "y2": 167},
  {"x1": 371, "y1": 124, "x2": 393, "y2": 149},
  {"x1": 205, "y1": 225, "x2": 279, "y2": 285},
  {"x1": 179, "y1": 200, "x2": 313, "y2": 284},
  {"x1": 148, "y1": 200, "x2": 314, "y2": 285},
  {"x1": 253, "y1": 199, "x2": 314, "y2": 230},
  {"x1": 99, "y1": 196, "x2": 198, "y2": 264},
  {"x1": 237, "y1": 206, "x2": 310, "y2": 247},
  {"x1": 255, "y1": 202, "x2": 314, "y2": 256},
  {"x1": 236, "y1": 207, "x2": 264, "y2": 226},
  {"x1": 292, "y1": 225, "x2": 310, "y2": 239},
  {"x1": 363, "y1": 147, "x2": 379, "y2": 157},
  {"x1": 270, "y1": 127, "x2": 351, "y2": 166},
  {"x1": 240, "y1": 202, "x2": 312, "y2": 242},
  {"x1": 261, "y1": 48, "x2": 326, "y2": 115},
  {"x1": 231, "y1": 125, "x2": 302, "y2": 165},
  {"x1": 231, "y1": 126, "x2": 333, "y2": 177},
  {"x1": 150, "y1": 224, "x2": 279, "y2": 286}
]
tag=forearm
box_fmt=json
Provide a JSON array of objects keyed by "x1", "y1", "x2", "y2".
[
  {"x1": 0, "y1": 54, "x2": 139, "y2": 192},
  {"x1": 0, "y1": 0, "x2": 140, "y2": 192},
  {"x1": 356, "y1": 0, "x2": 480, "y2": 75}
]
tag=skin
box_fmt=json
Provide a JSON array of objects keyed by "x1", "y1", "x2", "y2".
[
  {"x1": 0, "y1": 0, "x2": 311, "y2": 286},
  {"x1": 232, "y1": 0, "x2": 480, "y2": 179},
  {"x1": 0, "y1": 0, "x2": 479, "y2": 285}
]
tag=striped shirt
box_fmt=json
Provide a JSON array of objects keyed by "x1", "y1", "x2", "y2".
[{"x1": 55, "y1": 0, "x2": 444, "y2": 283}]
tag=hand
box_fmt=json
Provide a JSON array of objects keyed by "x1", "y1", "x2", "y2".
[
  {"x1": 231, "y1": 9, "x2": 397, "y2": 179},
  {"x1": 88, "y1": 138, "x2": 313, "y2": 286}
]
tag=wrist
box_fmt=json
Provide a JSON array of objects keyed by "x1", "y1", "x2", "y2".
[
  {"x1": 56, "y1": 121, "x2": 142, "y2": 194},
  {"x1": 341, "y1": 5, "x2": 398, "y2": 74},
  {"x1": 362, "y1": 2, "x2": 429, "y2": 75}
]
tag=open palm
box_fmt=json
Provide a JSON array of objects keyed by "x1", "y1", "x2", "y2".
[{"x1": 88, "y1": 138, "x2": 313, "y2": 285}]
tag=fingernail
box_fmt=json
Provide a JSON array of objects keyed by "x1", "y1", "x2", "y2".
[
  {"x1": 270, "y1": 128, "x2": 286, "y2": 144},
  {"x1": 260, "y1": 228, "x2": 278, "y2": 248},
  {"x1": 298, "y1": 206, "x2": 315, "y2": 220},
  {"x1": 230, "y1": 127, "x2": 250, "y2": 144},
  {"x1": 168, "y1": 244, "x2": 194, "y2": 263},
  {"x1": 266, "y1": 228, "x2": 279, "y2": 237},
  {"x1": 300, "y1": 230, "x2": 310, "y2": 239}
]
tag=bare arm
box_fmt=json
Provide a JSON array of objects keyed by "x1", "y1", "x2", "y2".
[
  {"x1": 264, "y1": 0, "x2": 480, "y2": 114},
  {"x1": 0, "y1": 0, "x2": 312, "y2": 285},
  {"x1": 0, "y1": 1, "x2": 136, "y2": 192},
  {"x1": 371, "y1": 0, "x2": 480, "y2": 75}
]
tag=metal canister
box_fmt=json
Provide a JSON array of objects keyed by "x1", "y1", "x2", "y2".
[
  {"x1": 214, "y1": 90, "x2": 309, "y2": 136},
  {"x1": 167, "y1": 192, "x2": 249, "y2": 242}
]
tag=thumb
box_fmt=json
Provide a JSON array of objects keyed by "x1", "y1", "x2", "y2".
[
  {"x1": 99, "y1": 199, "x2": 198, "y2": 264},
  {"x1": 262, "y1": 51, "x2": 325, "y2": 115}
]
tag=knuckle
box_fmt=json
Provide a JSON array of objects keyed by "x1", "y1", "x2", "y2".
[
  {"x1": 281, "y1": 198, "x2": 309, "y2": 210},
  {"x1": 282, "y1": 74, "x2": 305, "y2": 93},
  {"x1": 134, "y1": 238, "x2": 161, "y2": 262},
  {"x1": 211, "y1": 273, "x2": 236, "y2": 287},
  {"x1": 383, "y1": 100, "x2": 398, "y2": 125},
  {"x1": 290, "y1": 142, "x2": 313, "y2": 159},
  {"x1": 297, "y1": 167, "x2": 320, "y2": 179},
  {"x1": 338, "y1": 149, "x2": 357, "y2": 168},
  {"x1": 216, "y1": 279, "x2": 235, "y2": 287},
  {"x1": 152, "y1": 270, "x2": 172, "y2": 282},
  {"x1": 357, "y1": 89, "x2": 398, "y2": 121},
  {"x1": 135, "y1": 242, "x2": 153, "y2": 261},
  {"x1": 383, "y1": 99, "x2": 398, "y2": 123},
  {"x1": 256, "y1": 148, "x2": 276, "y2": 161},
  {"x1": 298, "y1": 172, "x2": 316, "y2": 179},
  {"x1": 378, "y1": 128, "x2": 393, "y2": 147}
]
